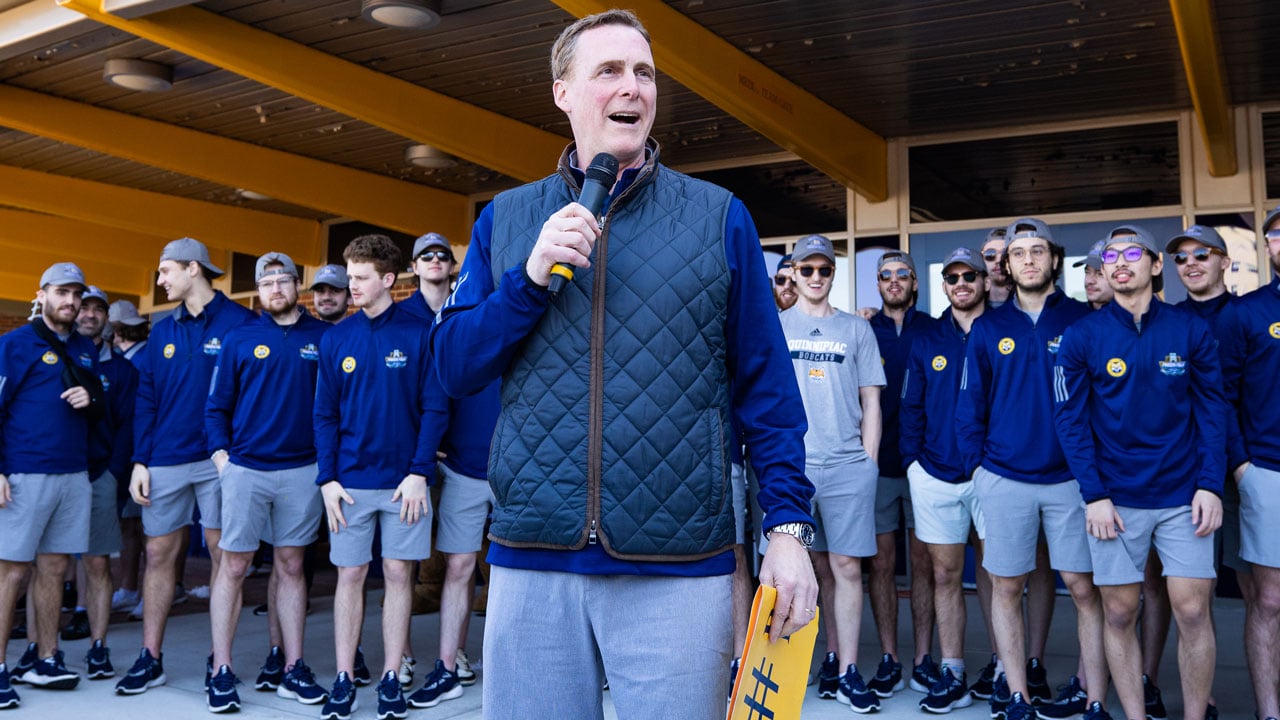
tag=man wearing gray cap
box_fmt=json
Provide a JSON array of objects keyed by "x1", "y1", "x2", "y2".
[
  {"x1": 982, "y1": 229, "x2": 1013, "y2": 308},
  {"x1": 118, "y1": 237, "x2": 255, "y2": 697},
  {"x1": 0, "y1": 263, "x2": 100, "y2": 705},
  {"x1": 310, "y1": 265, "x2": 351, "y2": 324},
  {"x1": 1074, "y1": 240, "x2": 1113, "y2": 310},
  {"x1": 106, "y1": 299, "x2": 149, "y2": 617},
  {"x1": 203, "y1": 252, "x2": 331, "y2": 712},
  {"x1": 400, "y1": 233, "x2": 455, "y2": 323}
]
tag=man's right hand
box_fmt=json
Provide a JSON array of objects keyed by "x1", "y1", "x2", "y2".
[
  {"x1": 0, "y1": 474, "x2": 10, "y2": 508},
  {"x1": 130, "y1": 464, "x2": 152, "y2": 506},
  {"x1": 524, "y1": 203, "x2": 600, "y2": 287},
  {"x1": 321, "y1": 481, "x2": 355, "y2": 533},
  {"x1": 1086, "y1": 498, "x2": 1124, "y2": 540},
  {"x1": 1234, "y1": 461, "x2": 1252, "y2": 483}
]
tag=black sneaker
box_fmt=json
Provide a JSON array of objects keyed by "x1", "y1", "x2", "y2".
[
  {"x1": 990, "y1": 672, "x2": 1011, "y2": 719},
  {"x1": 352, "y1": 647, "x2": 372, "y2": 686},
  {"x1": 817, "y1": 651, "x2": 840, "y2": 699},
  {"x1": 20, "y1": 650, "x2": 80, "y2": 690},
  {"x1": 252, "y1": 603, "x2": 269, "y2": 617},
  {"x1": 9, "y1": 620, "x2": 24, "y2": 641},
  {"x1": 0, "y1": 664, "x2": 20, "y2": 709},
  {"x1": 912, "y1": 654, "x2": 942, "y2": 693},
  {"x1": 1006, "y1": 692, "x2": 1035, "y2": 720},
  {"x1": 115, "y1": 648, "x2": 166, "y2": 695},
  {"x1": 255, "y1": 646, "x2": 284, "y2": 690},
  {"x1": 866, "y1": 652, "x2": 904, "y2": 697},
  {"x1": 7, "y1": 644, "x2": 36, "y2": 685},
  {"x1": 205, "y1": 653, "x2": 213, "y2": 688},
  {"x1": 60, "y1": 610, "x2": 91, "y2": 642},
  {"x1": 207, "y1": 665, "x2": 241, "y2": 713},
  {"x1": 1203, "y1": 704, "x2": 1218, "y2": 720},
  {"x1": 1143, "y1": 674, "x2": 1168, "y2": 720},
  {"x1": 920, "y1": 665, "x2": 972, "y2": 713},
  {"x1": 85, "y1": 640, "x2": 114, "y2": 680},
  {"x1": 321, "y1": 672, "x2": 358, "y2": 720},
  {"x1": 61, "y1": 582, "x2": 77, "y2": 613},
  {"x1": 1083, "y1": 700, "x2": 1114, "y2": 720},
  {"x1": 1036, "y1": 675, "x2": 1087, "y2": 719},
  {"x1": 971, "y1": 654, "x2": 997, "y2": 700},
  {"x1": 277, "y1": 659, "x2": 327, "y2": 705},
  {"x1": 375, "y1": 670, "x2": 407, "y2": 720},
  {"x1": 837, "y1": 664, "x2": 880, "y2": 714},
  {"x1": 407, "y1": 659, "x2": 463, "y2": 709},
  {"x1": 1025, "y1": 658, "x2": 1051, "y2": 704}
]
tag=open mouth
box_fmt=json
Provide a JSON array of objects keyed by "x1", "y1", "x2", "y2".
[
  {"x1": 609, "y1": 112, "x2": 640, "y2": 125},
  {"x1": 1112, "y1": 271, "x2": 1133, "y2": 282}
]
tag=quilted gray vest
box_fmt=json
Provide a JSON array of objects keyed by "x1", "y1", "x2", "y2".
[{"x1": 487, "y1": 144, "x2": 736, "y2": 561}]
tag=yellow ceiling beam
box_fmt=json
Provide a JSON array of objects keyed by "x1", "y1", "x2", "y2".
[
  {"x1": 0, "y1": 85, "x2": 469, "y2": 241},
  {"x1": 1169, "y1": 0, "x2": 1236, "y2": 176},
  {"x1": 0, "y1": 246, "x2": 152, "y2": 299},
  {"x1": 58, "y1": 0, "x2": 568, "y2": 182},
  {"x1": 550, "y1": 0, "x2": 888, "y2": 200},
  {"x1": 0, "y1": 164, "x2": 323, "y2": 264},
  {"x1": 0, "y1": 207, "x2": 173, "y2": 260}
]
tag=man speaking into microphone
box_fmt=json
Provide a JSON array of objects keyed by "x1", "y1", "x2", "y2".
[{"x1": 433, "y1": 9, "x2": 816, "y2": 720}]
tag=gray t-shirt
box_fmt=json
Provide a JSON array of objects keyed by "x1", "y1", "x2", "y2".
[{"x1": 780, "y1": 307, "x2": 886, "y2": 467}]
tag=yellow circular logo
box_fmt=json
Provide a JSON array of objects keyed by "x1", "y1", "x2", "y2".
[
  {"x1": 341, "y1": 356, "x2": 356, "y2": 374},
  {"x1": 931, "y1": 355, "x2": 947, "y2": 371},
  {"x1": 1270, "y1": 322, "x2": 1280, "y2": 339},
  {"x1": 253, "y1": 345, "x2": 270, "y2": 359},
  {"x1": 1107, "y1": 358, "x2": 1127, "y2": 377},
  {"x1": 41, "y1": 351, "x2": 58, "y2": 365},
  {"x1": 998, "y1": 338, "x2": 1015, "y2": 355},
  {"x1": 163, "y1": 343, "x2": 175, "y2": 359}
]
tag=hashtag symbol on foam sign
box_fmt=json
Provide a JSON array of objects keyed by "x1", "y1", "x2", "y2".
[{"x1": 741, "y1": 658, "x2": 779, "y2": 720}]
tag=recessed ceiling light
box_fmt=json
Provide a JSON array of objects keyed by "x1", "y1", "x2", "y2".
[
  {"x1": 236, "y1": 189, "x2": 271, "y2": 201},
  {"x1": 361, "y1": 0, "x2": 442, "y2": 29},
  {"x1": 406, "y1": 144, "x2": 457, "y2": 169},
  {"x1": 103, "y1": 58, "x2": 173, "y2": 92}
]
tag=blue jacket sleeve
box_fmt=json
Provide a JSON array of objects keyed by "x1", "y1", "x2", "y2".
[
  {"x1": 108, "y1": 360, "x2": 138, "y2": 482},
  {"x1": 409, "y1": 339, "x2": 449, "y2": 482},
  {"x1": 0, "y1": 337, "x2": 28, "y2": 474},
  {"x1": 432, "y1": 203, "x2": 553, "y2": 398},
  {"x1": 898, "y1": 341, "x2": 926, "y2": 469},
  {"x1": 204, "y1": 332, "x2": 239, "y2": 456},
  {"x1": 313, "y1": 333, "x2": 341, "y2": 486},
  {"x1": 1188, "y1": 320, "x2": 1228, "y2": 495},
  {"x1": 1052, "y1": 325, "x2": 1106, "y2": 502},
  {"x1": 724, "y1": 199, "x2": 814, "y2": 528},
  {"x1": 1217, "y1": 302, "x2": 1251, "y2": 472},
  {"x1": 131, "y1": 344, "x2": 156, "y2": 466},
  {"x1": 954, "y1": 321, "x2": 990, "y2": 475}
]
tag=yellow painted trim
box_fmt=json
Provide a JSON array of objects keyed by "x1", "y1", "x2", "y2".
[
  {"x1": 0, "y1": 246, "x2": 152, "y2": 298},
  {"x1": 549, "y1": 0, "x2": 887, "y2": 200},
  {"x1": 58, "y1": 0, "x2": 567, "y2": 182},
  {"x1": 0, "y1": 164, "x2": 322, "y2": 263},
  {"x1": 0, "y1": 207, "x2": 172, "y2": 259},
  {"x1": 0, "y1": 85, "x2": 469, "y2": 241},
  {"x1": 1169, "y1": 0, "x2": 1237, "y2": 176}
]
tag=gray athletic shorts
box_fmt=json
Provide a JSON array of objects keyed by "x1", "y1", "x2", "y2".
[
  {"x1": 809, "y1": 457, "x2": 878, "y2": 558},
  {"x1": 974, "y1": 467, "x2": 1092, "y2": 577},
  {"x1": 907, "y1": 461, "x2": 985, "y2": 545},
  {"x1": 329, "y1": 487, "x2": 433, "y2": 567},
  {"x1": 218, "y1": 462, "x2": 322, "y2": 553},
  {"x1": 435, "y1": 464, "x2": 494, "y2": 555},
  {"x1": 874, "y1": 474, "x2": 914, "y2": 534},
  {"x1": 1088, "y1": 505, "x2": 1215, "y2": 586},
  {"x1": 0, "y1": 472, "x2": 90, "y2": 562},
  {"x1": 143, "y1": 459, "x2": 221, "y2": 537},
  {"x1": 1219, "y1": 479, "x2": 1249, "y2": 575},
  {"x1": 731, "y1": 462, "x2": 747, "y2": 545},
  {"x1": 1238, "y1": 463, "x2": 1280, "y2": 569},
  {"x1": 87, "y1": 471, "x2": 123, "y2": 557}
]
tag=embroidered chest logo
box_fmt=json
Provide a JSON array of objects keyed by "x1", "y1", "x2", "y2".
[
  {"x1": 299, "y1": 344, "x2": 319, "y2": 362},
  {"x1": 41, "y1": 351, "x2": 58, "y2": 365},
  {"x1": 99, "y1": 374, "x2": 110, "y2": 391},
  {"x1": 1158, "y1": 353, "x2": 1186, "y2": 376},
  {"x1": 1046, "y1": 336, "x2": 1063, "y2": 354},
  {"x1": 998, "y1": 338, "x2": 1015, "y2": 355},
  {"x1": 1106, "y1": 358, "x2": 1128, "y2": 377},
  {"x1": 253, "y1": 345, "x2": 270, "y2": 360},
  {"x1": 341, "y1": 357, "x2": 356, "y2": 374},
  {"x1": 163, "y1": 343, "x2": 176, "y2": 359},
  {"x1": 931, "y1": 355, "x2": 947, "y2": 371},
  {"x1": 77, "y1": 354, "x2": 92, "y2": 369},
  {"x1": 202, "y1": 338, "x2": 222, "y2": 356},
  {"x1": 385, "y1": 349, "x2": 408, "y2": 369},
  {"x1": 1270, "y1": 322, "x2": 1280, "y2": 339}
]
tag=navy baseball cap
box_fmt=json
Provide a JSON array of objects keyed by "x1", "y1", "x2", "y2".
[
  {"x1": 1165, "y1": 225, "x2": 1227, "y2": 253},
  {"x1": 775, "y1": 254, "x2": 793, "y2": 274},
  {"x1": 1264, "y1": 205, "x2": 1280, "y2": 235}
]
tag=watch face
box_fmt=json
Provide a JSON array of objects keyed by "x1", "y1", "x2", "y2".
[{"x1": 800, "y1": 524, "x2": 815, "y2": 546}]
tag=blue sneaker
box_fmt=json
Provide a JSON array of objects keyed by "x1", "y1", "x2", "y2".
[
  {"x1": 1025, "y1": 658, "x2": 1051, "y2": 704},
  {"x1": 1005, "y1": 692, "x2": 1035, "y2": 720},
  {"x1": 837, "y1": 664, "x2": 880, "y2": 714},
  {"x1": 20, "y1": 650, "x2": 80, "y2": 690},
  {"x1": 407, "y1": 659, "x2": 463, "y2": 709},
  {"x1": 971, "y1": 654, "x2": 997, "y2": 700},
  {"x1": 115, "y1": 648, "x2": 166, "y2": 695},
  {"x1": 85, "y1": 640, "x2": 114, "y2": 680},
  {"x1": 912, "y1": 654, "x2": 942, "y2": 693},
  {"x1": 352, "y1": 647, "x2": 372, "y2": 687},
  {"x1": 817, "y1": 651, "x2": 840, "y2": 699},
  {"x1": 0, "y1": 665, "x2": 20, "y2": 709},
  {"x1": 277, "y1": 659, "x2": 327, "y2": 705},
  {"x1": 866, "y1": 653, "x2": 904, "y2": 697},
  {"x1": 1143, "y1": 675, "x2": 1168, "y2": 720},
  {"x1": 375, "y1": 670, "x2": 407, "y2": 720},
  {"x1": 205, "y1": 653, "x2": 213, "y2": 688},
  {"x1": 990, "y1": 672, "x2": 1011, "y2": 719},
  {"x1": 1083, "y1": 700, "x2": 1114, "y2": 720},
  {"x1": 320, "y1": 672, "x2": 357, "y2": 720},
  {"x1": 207, "y1": 665, "x2": 241, "y2": 713},
  {"x1": 1035, "y1": 675, "x2": 1088, "y2": 718},
  {"x1": 920, "y1": 666, "x2": 972, "y2": 713},
  {"x1": 255, "y1": 646, "x2": 284, "y2": 691},
  {"x1": 6, "y1": 645, "x2": 35, "y2": 686}
]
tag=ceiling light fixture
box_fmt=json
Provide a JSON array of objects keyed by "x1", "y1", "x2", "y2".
[
  {"x1": 405, "y1": 144, "x2": 457, "y2": 169},
  {"x1": 103, "y1": 58, "x2": 173, "y2": 92},
  {"x1": 236, "y1": 188, "x2": 271, "y2": 201},
  {"x1": 361, "y1": 0, "x2": 442, "y2": 29}
]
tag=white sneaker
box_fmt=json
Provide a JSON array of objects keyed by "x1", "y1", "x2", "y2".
[
  {"x1": 455, "y1": 649, "x2": 476, "y2": 686},
  {"x1": 128, "y1": 599, "x2": 145, "y2": 620},
  {"x1": 111, "y1": 588, "x2": 139, "y2": 612},
  {"x1": 398, "y1": 655, "x2": 416, "y2": 687}
]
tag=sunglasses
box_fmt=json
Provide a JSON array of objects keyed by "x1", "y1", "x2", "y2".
[
  {"x1": 774, "y1": 274, "x2": 794, "y2": 286},
  {"x1": 1171, "y1": 247, "x2": 1223, "y2": 265},
  {"x1": 982, "y1": 250, "x2": 1001, "y2": 262},
  {"x1": 1266, "y1": 230, "x2": 1280, "y2": 241},
  {"x1": 797, "y1": 266, "x2": 834, "y2": 278},
  {"x1": 878, "y1": 268, "x2": 912, "y2": 281},
  {"x1": 1100, "y1": 246, "x2": 1148, "y2": 264},
  {"x1": 943, "y1": 271, "x2": 980, "y2": 285},
  {"x1": 417, "y1": 250, "x2": 452, "y2": 262}
]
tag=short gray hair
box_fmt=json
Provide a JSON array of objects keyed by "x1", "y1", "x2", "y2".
[{"x1": 550, "y1": 9, "x2": 650, "y2": 81}]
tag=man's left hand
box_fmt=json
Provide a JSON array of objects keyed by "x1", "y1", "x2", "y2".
[
  {"x1": 392, "y1": 473, "x2": 430, "y2": 525},
  {"x1": 1191, "y1": 489, "x2": 1222, "y2": 537},
  {"x1": 758, "y1": 534, "x2": 818, "y2": 642},
  {"x1": 61, "y1": 386, "x2": 90, "y2": 409}
]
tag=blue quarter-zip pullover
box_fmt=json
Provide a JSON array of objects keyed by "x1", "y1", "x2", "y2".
[
  {"x1": 89, "y1": 343, "x2": 138, "y2": 482},
  {"x1": 900, "y1": 308, "x2": 972, "y2": 484},
  {"x1": 870, "y1": 306, "x2": 934, "y2": 477},
  {"x1": 1219, "y1": 277, "x2": 1280, "y2": 472},
  {"x1": 0, "y1": 324, "x2": 98, "y2": 474}
]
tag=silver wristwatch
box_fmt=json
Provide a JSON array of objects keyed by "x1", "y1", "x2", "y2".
[{"x1": 766, "y1": 522, "x2": 815, "y2": 549}]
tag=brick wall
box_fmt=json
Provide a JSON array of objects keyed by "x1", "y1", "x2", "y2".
[{"x1": 0, "y1": 313, "x2": 27, "y2": 334}]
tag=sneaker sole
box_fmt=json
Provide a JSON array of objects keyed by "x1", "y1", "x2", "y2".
[
  {"x1": 321, "y1": 699, "x2": 357, "y2": 720},
  {"x1": 407, "y1": 685, "x2": 463, "y2": 709},
  {"x1": 850, "y1": 701, "x2": 881, "y2": 714},
  {"x1": 6, "y1": 672, "x2": 32, "y2": 686},
  {"x1": 115, "y1": 674, "x2": 167, "y2": 695},
  {"x1": 911, "y1": 678, "x2": 932, "y2": 692},
  {"x1": 254, "y1": 675, "x2": 282, "y2": 691},
  {"x1": 87, "y1": 668, "x2": 115, "y2": 680},
  {"x1": 868, "y1": 678, "x2": 905, "y2": 698},
  {"x1": 376, "y1": 708, "x2": 408, "y2": 720},
  {"x1": 277, "y1": 686, "x2": 329, "y2": 705},
  {"x1": 352, "y1": 676, "x2": 372, "y2": 687},
  {"x1": 20, "y1": 674, "x2": 80, "y2": 690},
  {"x1": 0, "y1": 697, "x2": 17, "y2": 710},
  {"x1": 457, "y1": 673, "x2": 477, "y2": 687},
  {"x1": 971, "y1": 689, "x2": 994, "y2": 700},
  {"x1": 922, "y1": 693, "x2": 975, "y2": 713},
  {"x1": 208, "y1": 698, "x2": 241, "y2": 713},
  {"x1": 817, "y1": 689, "x2": 837, "y2": 700}
]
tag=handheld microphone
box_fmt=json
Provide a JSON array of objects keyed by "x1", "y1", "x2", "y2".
[{"x1": 548, "y1": 152, "x2": 619, "y2": 296}]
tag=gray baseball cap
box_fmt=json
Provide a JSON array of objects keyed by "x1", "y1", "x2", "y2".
[
  {"x1": 82, "y1": 285, "x2": 110, "y2": 307},
  {"x1": 255, "y1": 252, "x2": 299, "y2": 282},
  {"x1": 311, "y1": 264, "x2": 349, "y2": 290},
  {"x1": 877, "y1": 250, "x2": 916, "y2": 273},
  {"x1": 1073, "y1": 240, "x2": 1107, "y2": 270},
  {"x1": 1105, "y1": 224, "x2": 1159, "y2": 256},
  {"x1": 39, "y1": 262, "x2": 87, "y2": 290},
  {"x1": 1005, "y1": 218, "x2": 1056, "y2": 247},
  {"x1": 1165, "y1": 225, "x2": 1227, "y2": 253},
  {"x1": 1264, "y1": 205, "x2": 1280, "y2": 235},
  {"x1": 412, "y1": 232, "x2": 453, "y2": 260},
  {"x1": 109, "y1": 299, "x2": 147, "y2": 326},
  {"x1": 160, "y1": 237, "x2": 224, "y2": 278},
  {"x1": 792, "y1": 234, "x2": 836, "y2": 264},
  {"x1": 941, "y1": 247, "x2": 985, "y2": 274}
]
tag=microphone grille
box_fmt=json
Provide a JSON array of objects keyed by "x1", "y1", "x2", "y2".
[{"x1": 585, "y1": 152, "x2": 619, "y2": 185}]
